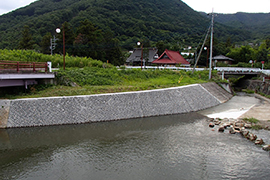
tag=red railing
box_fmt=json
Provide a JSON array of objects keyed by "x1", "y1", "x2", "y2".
[{"x1": 0, "y1": 61, "x2": 48, "y2": 72}]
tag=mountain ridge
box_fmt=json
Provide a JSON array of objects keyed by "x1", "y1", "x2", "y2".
[{"x1": 0, "y1": 0, "x2": 263, "y2": 51}]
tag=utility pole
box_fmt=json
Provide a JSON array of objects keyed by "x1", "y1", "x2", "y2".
[
  {"x1": 63, "y1": 27, "x2": 65, "y2": 70},
  {"x1": 56, "y1": 26, "x2": 65, "y2": 70},
  {"x1": 209, "y1": 11, "x2": 216, "y2": 80},
  {"x1": 137, "y1": 41, "x2": 143, "y2": 70}
]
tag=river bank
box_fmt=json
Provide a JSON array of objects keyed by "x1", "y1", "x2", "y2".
[
  {"x1": 199, "y1": 92, "x2": 270, "y2": 127},
  {"x1": 199, "y1": 93, "x2": 270, "y2": 151},
  {"x1": 0, "y1": 82, "x2": 232, "y2": 128}
]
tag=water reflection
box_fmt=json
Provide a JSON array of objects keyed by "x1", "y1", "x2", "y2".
[{"x1": 0, "y1": 113, "x2": 269, "y2": 180}]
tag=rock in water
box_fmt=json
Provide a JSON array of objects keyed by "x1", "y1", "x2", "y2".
[
  {"x1": 241, "y1": 129, "x2": 249, "y2": 137},
  {"x1": 247, "y1": 133, "x2": 257, "y2": 141},
  {"x1": 262, "y1": 145, "x2": 270, "y2": 151},
  {"x1": 255, "y1": 138, "x2": 264, "y2": 145},
  {"x1": 228, "y1": 127, "x2": 236, "y2": 134},
  {"x1": 209, "y1": 122, "x2": 215, "y2": 128},
  {"x1": 218, "y1": 126, "x2": 225, "y2": 132},
  {"x1": 244, "y1": 123, "x2": 252, "y2": 129}
]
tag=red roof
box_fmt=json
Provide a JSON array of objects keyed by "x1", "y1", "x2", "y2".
[{"x1": 152, "y1": 49, "x2": 190, "y2": 65}]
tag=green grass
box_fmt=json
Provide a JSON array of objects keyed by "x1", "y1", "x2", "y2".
[
  {"x1": 242, "y1": 89, "x2": 255, "y2": 94},
  {"x1": 258, "y1": 92, "x2": 270, "y2": 99},
  {"x1": 0, "y1": 49, "x2": 222, "y2": 99},
  {"x1": 243, "y1": 117, "x2": 259, "y2": 124},
  {"x1": 251, "y1": 125, "x2": 263, "y2": 130},
  {"x1": 0, "y1": 68, "x2": 220, "y2": 99},
  {"x1": 243, "y1": 118, "x2": 264, "y2": 130}
]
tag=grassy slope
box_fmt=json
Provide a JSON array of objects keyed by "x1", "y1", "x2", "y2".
[
  {"x1": 0, "y1": 50, "x2": 219, "y2": 99},
  {"x1": 1, "y1": 68, "x2": 218, "y2": 99}
]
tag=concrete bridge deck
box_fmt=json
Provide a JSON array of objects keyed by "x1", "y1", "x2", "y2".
[
  {"x1": 0, "y1": 61, "x2": 54, "y2": 88},
  {"x1": 0, "y1": 73, "x2": 55, "y2": 88}
]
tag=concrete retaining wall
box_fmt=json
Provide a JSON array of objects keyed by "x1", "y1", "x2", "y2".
[{"x1": 0, "y1": 83, "x2": 232, "y2": 128}]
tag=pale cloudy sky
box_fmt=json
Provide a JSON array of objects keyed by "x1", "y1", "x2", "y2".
[
  {"x1": 182, "y1": 0, "x2": 270, "y2": 14},
  {"x1": 0, "y1": 0, "x2": 38, "y2": 15},
  {"x1": 0, "y1": 0, "x2": 269, "y2": 16}
]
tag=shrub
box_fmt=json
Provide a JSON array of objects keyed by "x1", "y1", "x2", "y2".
[{"x1": 0, "y1": 49, "x2": 107, "y2": 69}]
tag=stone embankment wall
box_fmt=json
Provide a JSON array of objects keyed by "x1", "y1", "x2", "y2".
[
  {"x1": 0, "y1": 83, "x2": 232, "y2": 128},
  {"x1": 243, "y1": 80, "x2": 270, "y2": 95}
]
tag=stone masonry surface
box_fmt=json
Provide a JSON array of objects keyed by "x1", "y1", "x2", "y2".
[
  {"x1": 1, "y1": 83, "x2": 231, "y2": 128},
  {"x1": 0, "y1": 100, "x2": 10, "y2": 128}
]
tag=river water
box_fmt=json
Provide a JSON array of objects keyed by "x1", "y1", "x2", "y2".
[{"x1": 0, "y1": 96, "x2": 270, "y2": 180}]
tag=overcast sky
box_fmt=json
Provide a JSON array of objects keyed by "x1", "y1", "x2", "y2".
[
  {"x1": 182, "y1": 0, "x2": 270, "y2": 14},
  {"x1": 0, "y1": 0, "x2": 270, "y2": 16}
]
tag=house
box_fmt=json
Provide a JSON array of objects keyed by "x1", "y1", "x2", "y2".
[
  {"x1": 152, "y1": 49, "x2": 190, "y2": 67},
  {"x1": 126, "y1": 48, "x2": 158, "y2": 66},
  {"x1": 212, "y1": 55, "x2": 234, "y2": 65}
]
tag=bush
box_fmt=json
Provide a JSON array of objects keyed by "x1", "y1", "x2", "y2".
[{"x1": 0, "y1": 49, "x2": 108, "y2": 69}]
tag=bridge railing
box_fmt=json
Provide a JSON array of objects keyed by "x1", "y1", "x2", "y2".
[
  {"x1": 124, "y1": 66, "x2": 270, "y2": 76},
  {"x1": 0, "y1": 61, "x2": 48, "y2": 73},
  {"x1": 214, "y1": 67, "x2": 262, "y2": 73},
  {"x1": 123, "y1": 66, "x2": 205, "y2": 71}
]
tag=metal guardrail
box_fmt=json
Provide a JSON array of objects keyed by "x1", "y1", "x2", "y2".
[
  {"x1": 215, "y1": 67, "x2": 270, "y2": 75},
  {"x1": 214, "y1": 67, "x2": 261, "y2": 73},
  {"x1": 0, "y1": 61, "x2": 48, "y2": 72},
  {"x1": 124, "y1": 66, "x2": 205, "y2": 71},
  {"x1": 124, "y1": 66, "x2": 270, "y2": 75}
]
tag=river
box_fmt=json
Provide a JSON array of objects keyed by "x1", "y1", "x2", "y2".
[{"x1": 0, "y1": 95, "x2": 269, "y2": 180}]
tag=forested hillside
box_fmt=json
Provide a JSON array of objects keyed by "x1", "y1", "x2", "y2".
[
  {"x1": 201, "y1": 12, "x2": 270, "y2": 40},
  {"x1": 0, "y1": 0, "x2": 249, "y2": 52}
]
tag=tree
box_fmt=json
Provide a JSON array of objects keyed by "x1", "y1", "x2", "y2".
[
  {"x1": 74, "y1": 20, "x2": 105, "y2": 60},
  {"x1": 103, "y1": 29, "x2": 123, "y2": 66},
  {"x1": 265, "y1": 37, "x2": 270, "y2": 49},
  {"x1": 55, "y1": 22, "x2": 75, "y2": 55},
  {"x1": 156, "y1": 41, "x2": 169, "y2": 56},
  {"x1": 255, "y1": 40, "x2": 270, "y2": 62},
  {"x1": 18, "y1": 25, "x2": 35, "y2": 50},
  {"x1": 225, "y1": 37, "x2": 232, "y2": 48},
  {"x1": 40, "y1": 32, "x2": 52, "y2": 54},
  {"x1": 227, "y1": 45, "x2": 254, "y2": 63}
]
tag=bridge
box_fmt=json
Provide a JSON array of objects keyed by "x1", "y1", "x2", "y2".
[
  {"x1": 124, "y1": 66, "x2": 270, "y2": 80},
  {"x1": 0, "y1": 61, "x2": 55, "y2": 89},
  {"x1": 214, "y1": 67, "x2": 267, "y2": 75},
  {"x1": 125, "y1": 66, "x2": 270, "y2": 74},
  {"x1": 214, "y1": 67, "x2": 270, "y2": 80}
]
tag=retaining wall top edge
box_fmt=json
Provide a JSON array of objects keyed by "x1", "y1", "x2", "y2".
[{"x1": 10, "y1": 84, "x2": 201, "y2": 101}]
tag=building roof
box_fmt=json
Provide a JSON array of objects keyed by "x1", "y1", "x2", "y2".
[
  {"x1": 152, "y1": 49, "x2": 190, "y2": 65},
  {"x1": 212, "y1": 55, "x2": 234, "y2": 61},
  {"x1": 126, "y1": 48, "x2": 158, "y2": 63}
]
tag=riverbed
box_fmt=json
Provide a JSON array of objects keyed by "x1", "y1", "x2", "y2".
[{"x1": 0, "y1": 95, "x2": 269, "y2": 180}]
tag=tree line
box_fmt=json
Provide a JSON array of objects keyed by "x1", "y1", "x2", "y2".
[
  {"x1": 194, "y1": 36, "x2": 270, "y2": 68},
  {"x1": 19, "y1": 20, "x2": 124, "y2": 66}
]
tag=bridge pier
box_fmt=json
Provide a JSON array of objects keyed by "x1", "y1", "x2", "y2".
[{"x1": 222, "y1": 71, "x2": 225, "y2": 80}]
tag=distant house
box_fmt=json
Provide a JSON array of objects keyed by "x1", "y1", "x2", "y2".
[
  {"x1": 126, "y1": 48, "x2": 158, "y2": 66},
  {"x1": 152, "y1": 49, "x2": 190, "y2": 67},
  {"x1": 212, "y1": 55, "x2": 234, "y2": 65}
]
